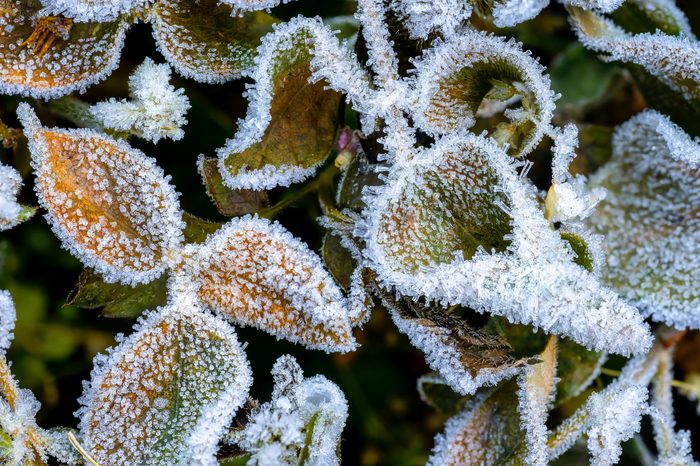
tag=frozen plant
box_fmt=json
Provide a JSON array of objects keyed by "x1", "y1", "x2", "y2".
[
  {"x1": 89, "y1": 58, "x2": 190, "y2": 143},
  {"x1": 0, "y1": 0, "x2": 700, "y2": 464}
]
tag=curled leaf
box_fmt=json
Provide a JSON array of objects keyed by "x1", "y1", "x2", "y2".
[
  {"x1": 188, "y1": 216, "x2": 357, "y2": 352},
  {"x1": 373, "y1": 280, "x2": 528, "y2": 396},
  {"x1": 18, "y1": 103, "x2": 185, "y2": 286},
  {"x1": 588, "y1": 110, "x2": 700, "y2": 328},
  {"x1": 516, "y1": 336, "x2": 556, "y2": 466},
  {"x1": 215, "y1": 18, "x2": 343, "y2": 190},
  {"x1": 570, "y1": 5, "x2": 700, "y2": 104},
  {"x1": 362, "y1": 132, "x2": 651, "y2": 356},
  {"x1": 149, "y1": 0, "x2": 276, "y2": 83},
  {"x1": 411, "y1": 29, "x2": 556, "y2": 157},
  {"x1": 0, "y1": 1, "x2": 127, "y2": 99},
  {"x1": 77, "y1": 304, "x2": 252, "y2": 466}
]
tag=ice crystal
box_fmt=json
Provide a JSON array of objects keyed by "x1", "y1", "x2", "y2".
[
  {"x1": 588, "y1": 110, "x2": 700, "y2": 329},
  {"x1": 232, "y1": 355, "x2": 348, "y2": 466},
  {"x1": 89, "y1": 58, "x2": 190, "y2": 143},
  {"x1": 77, "y1": 304, "x2": 253, "y2": 466},
  {"x1": 361, "y1": 132, "x2": 651, "y2": 356},
  {"x1": 39, "y1": 0, "x2": 149, "y2": 22},
  {"x1": 0, "y1": 0, "x2": 128, "y2": 99},
  {"x1": 0, "y1": 164, "x2": 22, "y2": 231},
  {"x1": 389, "y1": 0, "x2": 473, "y2": 40},
  {"x1": 0, "y1": 291, "x2": 14, "y2": 355},
  {"x1": 570, "y1": 5, "x2": 700, "y2": 103},
  {"x1": 219, "y1": 0, "x2": 295, "y2": 15},
  {"x1": 492, "y1": 0, "x2": 549, "y2": 28},
  {"x1": 585, "y1": 383, "x2": 648, "y2": 466}
]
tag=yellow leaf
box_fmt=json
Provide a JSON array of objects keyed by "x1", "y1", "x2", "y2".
[
  {"x1": 18, "y1": 104, "x2": 184, "y2": 286},
  {"x1": 0, "y1": 1, "x2": 127, "y2": 99},
  {"x1": 189, "y1": 216, "x2": 357, "y2": 352}
]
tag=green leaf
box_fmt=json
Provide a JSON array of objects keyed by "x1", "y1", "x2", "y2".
[
  {"x1": 78, "y1": 305, "x2": 252, "y2": 466},
  {"x1": 555, "y1": 342, "x2": 604, "y2": 406},
  {"x1": 321, "y1": 232, "x2": 356, "y2": 291},
  {"x1": 182, "y1": 212, "x2": 223, "y2": 244},
  {"x1": 560, "y1": 231, "x2": 594, "y2": 273},
  {"x1": 549, "y1": 44, "x2": 618, "y2": 107},
  {"x1": 199, "y1": 158, "x2": 269, "y2": 217},
  {"x1": 417, "y1": 373, "x2": 467, "y2": 415},
  {"x1": 67, "y1": 268, "x2": 168, "y2": 319},
  {"x1": 336, "y1": 152, "x2": 382, "y2": 211},
  {"x1": 149, "y1": 0, "x2": 277, "y2": 83}
]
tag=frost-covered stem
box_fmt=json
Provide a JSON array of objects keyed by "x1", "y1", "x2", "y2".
[
  {"x1": 0, "y1": 357, "x2": 17, "y2": 409},
  {"x1": 651, "y1": 347, "x2": 675, "y2": 456},
  {"x1": 258, "y1": 162, "x2": 340, "y2": 219},
  {"x1": 547, "y1": 341, "x2": 665, "y2": 460},
  {"x1": 355, "y1": 0, "x2": 398, "y2": 87}
]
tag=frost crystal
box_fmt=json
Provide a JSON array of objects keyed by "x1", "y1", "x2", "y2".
[
  {"x1": 492, "y1": 0, "x2": 549, "y2": 28},
  {"x1": 389, "y1": 0, "x2": 472, "y2": 40},
  {"x1": 39, "y1": 0, "x2": 149, "y2": 22},
  {"x1": 233, "y1": 355, "x2": 348, "y2": 466},
  {"x1": 77, "y1": 304, "x2": 253, "y2": 466},
  {"x1": 588, "y1": 110, "x2": 700, "y2": 328},
  {"x1": 0, "y1": 164, "x2": 22, "y2": 231},
  {"x1": 361, "y1": 132, "x2": 651, "y2": 356},
  {"x1": 586, "y1": 383, "x2": 648, "y2": 466},
  {"x1": 90, "y1": 58, "x2": 190, "y2": 143},
  {"x1": 0, "y1": 290, "x2": 14, "y2": 355}
]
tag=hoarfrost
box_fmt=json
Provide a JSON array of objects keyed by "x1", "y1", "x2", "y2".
[
  {"x1": 90, "y1": 58, "x2": 190, "y2": 143},
  {"x1": 232, "y1": 355, "x2": 348, "y2": 466}
]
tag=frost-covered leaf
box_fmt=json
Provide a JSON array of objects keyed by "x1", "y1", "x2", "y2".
[
  {"x1": 77, "y1": 304, "x2": 252, "y2": 466},
  {"x1": 588, "y1": 110, "x2": 700, "y2": 328},
  {"x1": 0, "y1": 165, "x2": 23, "y2": 232},
  {"x1": 484, "y1": 0, "x2": 549, "y2": 28},
  {"x1": 362, "y1": 132, "x2": 651, "y2": 356},
  {"x1": 335, "y1": 149, "x2": 383, "y2": 211},
  {"x1": 67, "y1": 269, "x2": 168, "y2": 319},
  {"x1": 569, "y1": 5, "x2": 700, "y2": 104},
  {"x1": 149, "y1": 0, "x2": 276, "y2": 83},
  {"x1": 89, "y1": 58, "x2": 190, "y2": 143},
  {"x1": 18, "y1": 103, "x2": 185, "y2": 286},
  {"x1": 373, "y1": 280, "x2": 529, "y2": 396},
  {"x1": 427, "y1": 380, "x2": 525, "y2": 465},
  {"x1": 188, "y1": 216, "x2": 356, "y2": 352},
  {"x1": 232, "y1": 355, "x2": 348, "y2": 466},
  {"x1": 0, "y1": 1, "x2": 127, "y2": 99},
  {"x1": 517, "y1": 336, "x2": 556, "y2": 466},
  {"x1": 39, "y1": 0, "x2": 148, "y2": 22},
  {"x1": 199, "y1": 158, "x2": 269, "y2": 217},
  {"x1": 215, "y1": 19, "x2": 342, "y2": 190},
  {"x1": 0, "y1": 291, "x2": 62, "y2": 466},
  {"x1": 411, "y1": 29, "x2": 556, "y2": 158}
]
